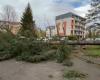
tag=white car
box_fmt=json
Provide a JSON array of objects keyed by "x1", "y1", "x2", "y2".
[
  {"x1": 95, "y1": 38, "x2": 100, "y2": 41},
  {"x1": 86, "y1": 38, "x2": 94, "y2": 41},
  {"x1": 43, "y1": 38, "x2": 48, "y2": 42}
]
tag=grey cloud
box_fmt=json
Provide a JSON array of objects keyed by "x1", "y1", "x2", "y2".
[{"x1": 0, "y1": 0, "x2": 89, "y2": 29}]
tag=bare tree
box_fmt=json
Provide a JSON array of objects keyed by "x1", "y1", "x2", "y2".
[
  {"x1": 2, "y1": 5, "x2": 17, "y2": 22},
  {"x1": 0, "y1": 5, "x2": 18, "y2": 32}
]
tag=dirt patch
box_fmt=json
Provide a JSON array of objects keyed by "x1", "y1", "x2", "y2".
[
  {"x1": 0, "y1": 60, "x2": 64, "y2": 80},
  {"x1": 66, "y1": 58, "x2": 100, "y2": 80},
  {"x1": 0, "y1": 58, "x2": 100, "y2": 80}
]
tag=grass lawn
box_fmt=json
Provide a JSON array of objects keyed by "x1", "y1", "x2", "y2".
[{"x1": 83, "y1": 46, "x2": 100, "y2": 57}]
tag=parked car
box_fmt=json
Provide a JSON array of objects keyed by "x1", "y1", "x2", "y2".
[
  {"x1": 86, "y1": 38, "x2": 94, "y2": 41},
  {"x1": 95, "y1": 38, "x2": 100, "y2": 41}
]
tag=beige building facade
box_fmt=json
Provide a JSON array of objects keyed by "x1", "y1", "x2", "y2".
[
  {"x1": 56, "y1": 12, "x2": 86, "y2": 39},
  {"x1": 0, "y1": 21, "x2": 21, "y2": 35}
]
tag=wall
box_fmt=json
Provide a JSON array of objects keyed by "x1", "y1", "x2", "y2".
[{"x1": 56, "y1": 17, "x2": 75, "y2": 36}]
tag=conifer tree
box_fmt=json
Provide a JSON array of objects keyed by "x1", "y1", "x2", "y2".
[
  {"x1": 86, "y1": 0, "x2": 100, "y2": 38},
  {"x1": 86, "y1": 0, "x2": 100, "y2": 29},
  {"x1": 20, "y1": 3, "x2": 37, "y2": 37}
]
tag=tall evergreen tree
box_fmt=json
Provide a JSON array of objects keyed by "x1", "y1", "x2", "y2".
[
  {"x1": 20, "y1": 3, "x2": 37, "y2": 37},
  {"x1": 86, "y1": 0, "x2": 100, "y2": 30},
  {"x1": 86, "y1": 0, "x2": 100, "y2": 38}
]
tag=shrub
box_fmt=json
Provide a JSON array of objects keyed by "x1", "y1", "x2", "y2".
[
  {"x1": 0, "y1": 52, "x2": 14, "y2": 61},
  {"x1": 17, "y1": 53, "x2": 51, "y2": 63},
  {"x1": 0, "y1": 31, "x2": 72, "y2": 63},
  {"x1": 50, "y1": 45, "x2": 60, "y2": 50},
  {"x1": 43, "y1": 50, "x2": 56, "y2": 60},
  {"x1": 0, "y1": 31, "x2": 50, "y2": 62},
  {"x1": 0, "y1": 32, "x2": 16, "y2": 60},
  {"x1": 15, "y1": 38, "x2": 51, "y2": 62},
  {"x1": 16, "y1": 49, "x2": 56, "y2": 63},
  {"x1": 56, "y1": 45, "x2": 72, "y2": 63},
  {"x1": 31, "y1": 55, "x2": 48, "y2": 62},
  {"x1": 68, "y1": 35, "x2": 78, "y2": 40},
  {"x1": 52, "y1": 36, "x2": 59, "y2": 41},
  {"x1": 63, "y1": 70, "x2": 88, "y2": 79}
]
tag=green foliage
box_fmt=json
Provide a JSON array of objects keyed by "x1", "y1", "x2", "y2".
[
  {"x1": 15, "y1": 39, "x2": 49, "y2": 60},
  {"x1": 20, "y1": 3, "x2": 37, "y2": 38},
  {"x1": 0, "y1": 31, "x2": 48, "y2": 62},
  {"x1": 52, "y1": 36, "x2": 59, "y2": 41},
  {"x1": 0, "y1": 31, "x2": 56, "y2": 63},
  {"x1": 68, "y1": 35, "x2": 78, "y2": 40},
  {"x1": 17, "y1": 54, "x2": 47, "y2": 63},
  {"x1": 0, "y1": 32, "x2": 16, "y2": 61},
  {"x1": 83, "y1": 46, "x2": 100, "y2": 58},
  {"x1": 14, "y1": 38, "x2": 57, "y2": 63},
  {"x1": 16, "y1": 47, "x2": 56, "y2": 63},
  {"x1": 56, "y1": 45, "x2": 72, "y2": 63},
  {"x1": 0, "y1": 31, "x2": 72, "y2": 63},
  {"x1": 50, "y1": 45, "x2": 60, "y2": 50},
  {"x1": 63, "y1": 70, "x2": 88, "y2": 79}
]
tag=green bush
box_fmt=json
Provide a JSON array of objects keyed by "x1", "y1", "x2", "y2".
[
  {"x1": 0, "y1": 31, "x2": 50, "y2": 62},
  {"x1": 0, "y1": 32, "x2": 16, "y2": 61},
  {"x1": 14, "y1": 42, "x2": 72, "y2": 63},
  {"x1": 68, "y1": 35, "x2": 78, "y2": 40},
  {"x1": 50, "y1": 45, "x2": 59, "y2": 50},
  {"x1": 0, "y1": 31, "x2": 56, "y2": 63},
  {"x1": 17, "y1": 55, "x2": 47, "y2": 63},
  {"x1": 56, "y1": 45, "x2": 72, "y2": 63},
  {"x1": 43, "y1": 50, "x2": 56, "y2": 60},
  {"x1": 16, "y1": 51, "x2": 55, "y2": 63},
  {"x1": 0, "y1": 31, "x2": 72, "y2": 63},
  {"x1": 63, "y1": 70, "x2": 88, "y2": 79},
  {"x1": 15, "y1": 38, "x2": 51, "y2": 62}
]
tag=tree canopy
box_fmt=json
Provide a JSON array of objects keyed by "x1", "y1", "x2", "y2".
[{"x1": 20, "y1": 3, "x2": 37, "y2": 37}]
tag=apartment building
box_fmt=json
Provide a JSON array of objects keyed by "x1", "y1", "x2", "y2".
[
  {"x1": 0, "y1": 21, "x2": 21, "y2": 35},
  {"x1": 56, "y1": 12, "x2": 86, "y2": 39}
]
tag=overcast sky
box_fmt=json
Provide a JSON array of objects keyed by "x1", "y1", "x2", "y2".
[{"x1": 0, "y1": 0, "x2": 91, "y2": 29}]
